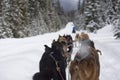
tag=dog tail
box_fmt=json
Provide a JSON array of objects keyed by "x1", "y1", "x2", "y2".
[{"x1": 32, "y1": 72, "x2": 40, "y2": 80}]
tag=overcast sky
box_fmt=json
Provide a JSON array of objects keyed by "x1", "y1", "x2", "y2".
[{"x1": 60, "y1": 0, "x2": 79, "y2": 12}]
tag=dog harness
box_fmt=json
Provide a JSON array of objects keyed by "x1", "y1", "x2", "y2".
[{"x1": 49, "y1": 52, "x2": 65, "y2": 80}]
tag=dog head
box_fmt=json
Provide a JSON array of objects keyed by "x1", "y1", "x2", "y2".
[{"x1": 80, "y1": 32, "x2": 89, "y2": 40}]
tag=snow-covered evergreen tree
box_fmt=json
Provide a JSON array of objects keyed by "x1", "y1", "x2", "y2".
[
  {"x1": 2, "y1": 0, "x2": 29, "y2": 38},
  {"x1": 0, "y1": 0, "x2": 2, "y2": 31},
  {"x1": 28, "y1": 0, "x2": 48, "y2": 36},
  {"x1": 2, "y1": 0, "x2": 13, "y2": 38},
  {"x1": 112, "y1": 0, "x2": 120, "y2": 39},
  {"x1": 27, "y1": 0, "x2": 47, "y2": 36},
  {"x1": 113, "y1": 19, "x2": 120, "y2": 39},
  {"x1": 27, "y1": 0, "x2": 68, "y2": 36},
  {"x1": 104, "y1": 0, "x2": 120, "y2": 39},
  {"x1": 74, "y1": 0, "x2": 103, "y2": 32},
  {"x1": 83, "y1": 0, "x2": 102, "y2": 32},
  {"x1": 0, "y1": 0, "x2": 67, "y2": 38}
]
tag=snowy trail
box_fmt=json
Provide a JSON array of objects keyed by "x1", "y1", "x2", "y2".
[
  {"x1": 90, "y1": 25, "x2": 120, "y2": 80},
  {"x1": 95, "y1": 40, "x2": 120, "y2": 80},
  {"x1": 0, "y1": 22, "x2": 120, "y2": 80}
]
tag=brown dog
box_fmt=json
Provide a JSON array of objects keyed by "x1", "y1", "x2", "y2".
[
  {"x1": 57, "y1": 35, "x2": 68, "y2": 44},
  {"x1": 80, "y1": 32, "x2": 90, "y2": 40},
  {"x1": 70, "y1": 32, "x2": 101, "y2": 80},
  {"x1": 69, "y1": 47, "x2": 100, "y2": 80}
]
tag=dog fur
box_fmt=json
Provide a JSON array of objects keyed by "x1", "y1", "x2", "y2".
[
  {"x1": 70, "y1": 47, "x2": 100, "y2": 80},
  {"x1": 70, "y1": 32, "x2": 101, "y2": 80}
]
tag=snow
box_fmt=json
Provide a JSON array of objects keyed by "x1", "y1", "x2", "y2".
[{"x1": 0, "y1": 22, "x2": 120, "y2": 80}]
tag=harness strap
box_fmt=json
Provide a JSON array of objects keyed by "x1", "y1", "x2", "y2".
[
  {"x1": 57, "y1": 69, "x2": 65, "y2": 80},
  {"x1": 49, "y1": 52, "x2": 59, "y2": 68},
  {"x1": 49, "y1": 52, "x2": 56, "y2": 62},
  {"x1": 49, "y1": 52, "x2": 64, "y2": 80}
]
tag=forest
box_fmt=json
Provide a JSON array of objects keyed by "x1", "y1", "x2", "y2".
[{"x1": 0, "y1": 0, "x2": 120, "y2": 39}]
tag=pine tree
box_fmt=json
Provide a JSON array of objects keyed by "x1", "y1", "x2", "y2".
[
  {"x1": 112, "y1": 0, "x2": 120, "y2": 39},
  {"x1": 74, "y1": 0, "x2": 103, "y2": 32},
  {"x1": 0, "y1": 1, "x2": 10, "y2": 39},
  {"x1": 2, "y1": 0, "x2": 13, "y2": 38},
  {"x1": 0, "y1": 0, "x2": 2, "y2": 27},
  {"x1": 78, "y1": 0, "x2": 85, "y2": 14},
  {"x1": 2, "y1": 0, "x2": 29, "y2": 38},
  {"x1": 84, "y1": 0, "x2": 102, "y2": 32},
  {"x1": 0, "y1": 0, "x2": 67, "y2": 38}
]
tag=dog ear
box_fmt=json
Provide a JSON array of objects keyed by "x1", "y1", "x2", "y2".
[
  {"x1": 44, "y1": 45, "x2": 49, "y2": 48},
  {"x1": 52, "y1": 39, "x2": 56, "y2": 43},
  {"x1": 44, "y1": 45, "x2": 51, "y2": 51},
  {"x1": 59, "y1": 34, "x2": 61, "y2": 37}
]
